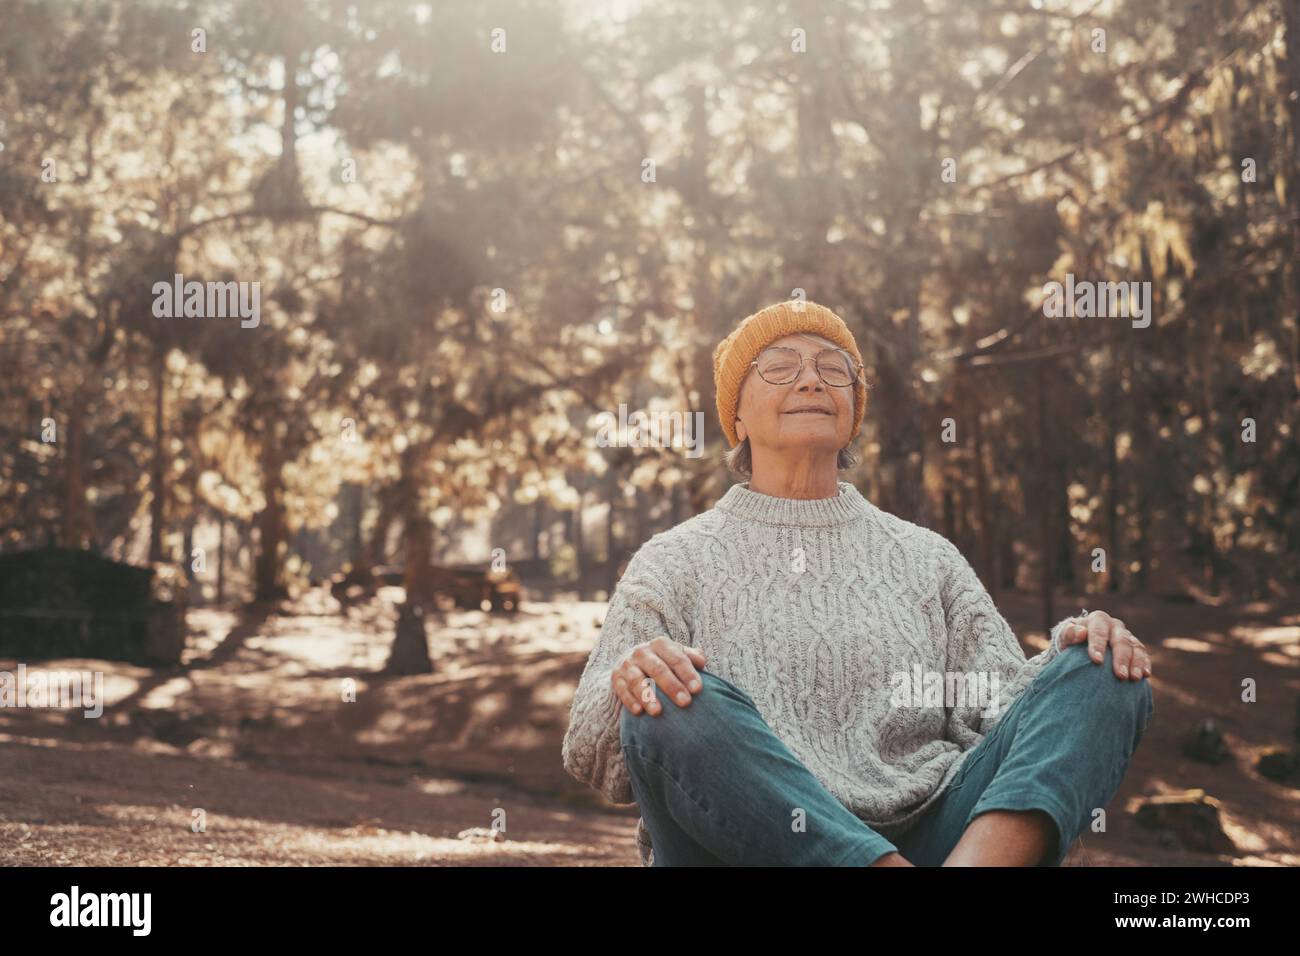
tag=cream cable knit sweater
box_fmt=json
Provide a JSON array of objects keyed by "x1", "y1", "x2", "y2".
[{"x1": 561, "y1": 480, "x2": 1078, "y2": 866}]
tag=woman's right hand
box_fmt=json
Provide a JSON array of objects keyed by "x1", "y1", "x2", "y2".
[{"x1": 612, "y1": 636, "x2": 708, "y2": 717}]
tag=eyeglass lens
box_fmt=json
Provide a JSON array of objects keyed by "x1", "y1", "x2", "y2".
[{"x1": 756, "y1": 348, "x2": 856, "y2": 385}]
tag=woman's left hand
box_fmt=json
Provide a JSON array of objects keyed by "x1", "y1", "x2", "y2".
[{"x1": 1059, "y1": 609, "x2": 1152, "y2": 681}]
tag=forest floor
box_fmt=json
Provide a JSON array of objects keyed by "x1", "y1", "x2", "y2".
[{"x1": 1, "y1": 584, "x2": 1298, "y2": 866}]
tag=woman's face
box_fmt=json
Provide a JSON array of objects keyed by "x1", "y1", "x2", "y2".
[{"x1": 734, "y1": 333, "x2": 856, "y2": 458}]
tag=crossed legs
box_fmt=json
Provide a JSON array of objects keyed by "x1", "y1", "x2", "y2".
[{"x1": 620, "y1": 645, "x2": 1153, "y2": 866}]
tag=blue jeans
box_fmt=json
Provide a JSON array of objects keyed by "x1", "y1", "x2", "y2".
[{"x1": 619, "y1": 642, "x2": 1154, "y2": 866}]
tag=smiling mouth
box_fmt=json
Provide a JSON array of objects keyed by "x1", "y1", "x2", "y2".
[{"x1": 785, "y1": 409, "x2": 833, "y2": 415}]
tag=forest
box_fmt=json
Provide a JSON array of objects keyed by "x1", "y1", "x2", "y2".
[
  {"x1": 0, "y1": 0, "x2": 1298, "y2": 869},
  {"x1": 0, "y1": 0, "x2": 1295, "y2": 615}
]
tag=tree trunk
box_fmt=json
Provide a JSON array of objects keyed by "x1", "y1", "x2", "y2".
[
  {"x1": 148, "y1": 349, "x2": 166, "y2": 565},
  {"x1": 392, "y1": 440, "x2": 435, "y2": 602},
  {"x1": 60, "y1": 387, "x2": 86, "y2": 548},
  {"x1": 364, "y1": 490, "x2": 396, "y2": 570},
  {"x1": 1035, "y1": 363, "x2": 1055, "y2": 634},
  {"x1": 183, "y1": 511, "x2": 195, "y2": 591},
  {"x1": 385, "y1": 602, "x2": 433, "y2": 675},
  {"x1": 254, "y1": 443, "x2": 287, "y2": 601},
  {"x1": 1104, "y1": 364, "x2": 1120, "y2": 593},
  {"x1": 403, "y1": 512, "x2": 434, "y2": 602},
  {"x1": 1055, "y1": 460, "x2": 1075, "y2": 588},
  {"x1": 971, "y1": 384, "x2": 993, "y2": 590},
  {"x1": 533, "y1": 496, "x2": 544, "y2": 560},
  {"x1": 606, "y1": 465, "x2": 619, "y2": 593},
  {"x1": 1282, "y1": 1, "x2": 1300, "y2": 396},
  {"x1": 1134, "y1": 475, "x2": 1151, "y2": 593},
  {"x1": 343, "y1": 482, "x2": 365, "y2": 567},
  {"x1": 998, "y1": 516, "x2": 1017, "y2": 591},
  {"x1": 183, "y1": 466, "x2": 200, "y2": 594},
  {"x1": 217, "y1": 511, "x2": 226, "y2": 605},
  {"x1": 873, "y1": 33, "x2": 930, "y2": 527},
  {"x1": 572, "y1": 489, "x2": 585, "y2": 583}
]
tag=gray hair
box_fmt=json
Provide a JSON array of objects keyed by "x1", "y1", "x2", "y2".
[{"x1": 722, "y1": 331, "x2": 862, "y2": 476}]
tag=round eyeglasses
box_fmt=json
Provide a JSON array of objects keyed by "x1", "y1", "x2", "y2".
[{"x1": 749, "y1": 347, "x2": 865, "y2": 387}]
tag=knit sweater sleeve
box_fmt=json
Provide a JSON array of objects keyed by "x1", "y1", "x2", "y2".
[
  {"x1": 937, "y1": 537, "x2": 1078, "y2": 749},
  {"x1": 561, "y1": 535, "x2": 694, "y2": 805}
]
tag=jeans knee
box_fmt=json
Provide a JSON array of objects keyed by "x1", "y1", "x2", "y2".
[
  {"x1": 1139, "y1": 677, "x2": 1154, "y2": 724},
  {"x1": 1043, "y1": 644, "x2": 1151, "y2": 719},
  {"x1": 1076, "y1": 646, "x2": 1154, "y2": 726},
  {"x1": 619, "y1": 670, "x2": 734, "y2": 759}
]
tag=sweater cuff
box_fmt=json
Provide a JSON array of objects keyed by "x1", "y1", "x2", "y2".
[
  {"x1": 1048, "y1": 617, "x2": 1078, "y2": 656},
  {"x1": 599, "y1": 672, "x2": 624, "y2": 727}
]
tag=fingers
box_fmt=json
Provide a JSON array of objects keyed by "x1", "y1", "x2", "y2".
[
  {"x1": 684, "y1": 645, "x2": 709, "y2": 669},
  {"x1": 657, "y1": 638, "x2": 705, "y2": 698},
  {"x1": 1086, "y1": 611, "x2": 1110, "y2": 664},
  {"x1": 1122, "y1": 627, "x2": 1152, "y2": 680},
  {"x1": 638, "y1": 644, "x2": 692, "y2": 709},
  {"x1": 612, "y1": 663, "x2": 652, "y2": 715},
  {"x1": 1064, "y1": 611, "x2": 1153, "y2": 680},
  {"x1": 616, "y1": 638, "x2": 709, "y2": 718},
  {"x1": 1109, "y1": 617, "x2": 1135, "y2": 679},
  {"x1": 637, "y1": 674, "x2": 659, "y2": 713},
  {"x1": 648, "y1": 636, "x2": 706, "y2": 704},
  {"x1": 1062, "y1": 617, "x2": 1086, "y2": 647}
]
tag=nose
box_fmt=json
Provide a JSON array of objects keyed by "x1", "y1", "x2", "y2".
[{"x1": 793, "y1": 357, "x2": 824, "y2": 392}]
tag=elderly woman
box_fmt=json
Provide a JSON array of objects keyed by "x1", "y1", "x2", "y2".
[{"x1": 561, "y1": 300, "x2": 1154, "y2": 866}]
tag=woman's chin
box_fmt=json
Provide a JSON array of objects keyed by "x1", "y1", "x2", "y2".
[{"x1": 773, "y1": 429, "x2": 845, "y2": 450}]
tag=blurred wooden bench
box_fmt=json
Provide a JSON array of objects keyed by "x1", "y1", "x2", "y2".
[
  {"x1": 331, "y1": 561, "x2": 522, "y2": 613},
  {"x1": 430, "y1": 562, "x2": 523, "y2": 613}
]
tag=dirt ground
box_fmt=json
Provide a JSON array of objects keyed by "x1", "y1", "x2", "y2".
[{"x1": 1, "y1": 585, "x2": 1297, "y2": 866}]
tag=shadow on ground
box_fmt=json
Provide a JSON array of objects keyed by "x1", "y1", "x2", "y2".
[{"x1": 1, "y1": 585, "x2": 1296, "y2": 865}]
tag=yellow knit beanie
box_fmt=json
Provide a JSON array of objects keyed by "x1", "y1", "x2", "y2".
[{"x1": 713, "y1": 300, "x2": 868, "y2": 449}]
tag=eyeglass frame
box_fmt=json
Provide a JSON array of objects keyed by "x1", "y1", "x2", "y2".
[{"x1": 748, "y1": 346, "x2": 869, "y2": 388}]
